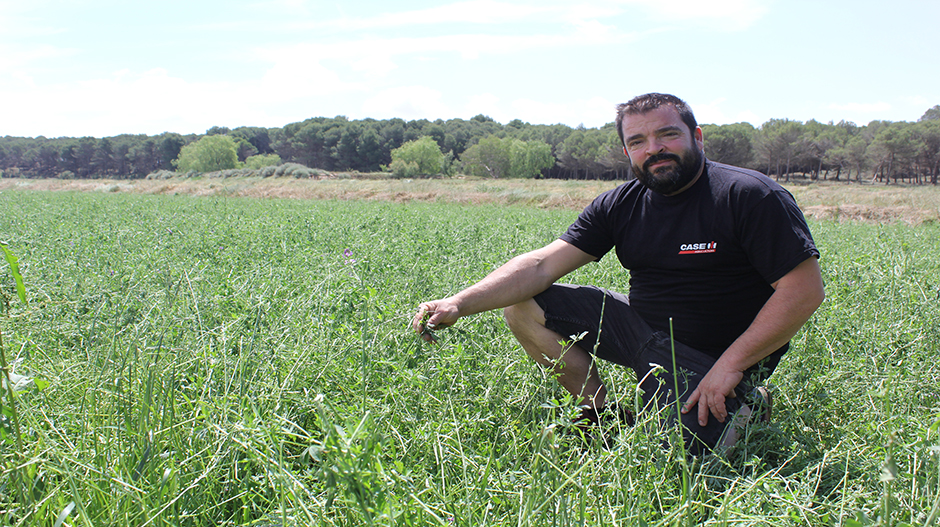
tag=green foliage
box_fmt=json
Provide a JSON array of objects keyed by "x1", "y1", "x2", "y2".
[
  {"x1": 173, "y1": 135, "x2": 239, "y2": 173},
  {"x1": 553, "y1": 127, "x2": 628, "y2": 179},
  {"x1": 459, "y1": 135, "x2": 511, "y2": 178},
  {"x1": 701, "y1": 122, "x2": 755, "y2": 167},
  {"x1": 0, "y1": 243, "x2": 26, "y2": 304},
  {"x1": 920, "y1": 104, "x2": 940, "y2": 122},
  {"x1": 511, "y1": 138, "x2": 554, "y2": 178},
  {"x1": 1, "y1": 189, "x2": 938, "y2": 525},
  {"x1": 243, "y1": 153, "x2": 281, "y2": 169},
  {"x1": 460, "y1": 135, "x2": 554, "y2": 178},
  {"x1": 1, "y1": 241, "x2": 31, "y2": 510},
  {"x1": 389, "y1": 135, "x2": 446, "y2": 177},
  {"x1": 4, "y1": 102, "x2": 939, "y2": 182}
]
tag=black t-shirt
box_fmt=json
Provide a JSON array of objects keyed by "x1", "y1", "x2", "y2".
[{"x1": 560, "y1": 160, "x2": 819, "y2": 359}]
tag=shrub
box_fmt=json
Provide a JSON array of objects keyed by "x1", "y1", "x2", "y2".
[
  {"x1": 461, "y1": 136, "x2": 554, "y2": 178},
  {"x1": 244, "y1": 154, "x2": 281, "y2": 170},
  {"x1": 273, "y1": 163, "x2": 326, "y2": 179},
  {"x1": 145, "y1": 170, "x2": 176, "y2": 180},
  {"x1": 174, "y1": 135, "x2": 240, "y2": 173},
  {"x1": 390, "y1": 136, "x2": 445, "y2": 177},
  {"x1": 388, "y1": 159, "x2": 420, "y2": 179}
]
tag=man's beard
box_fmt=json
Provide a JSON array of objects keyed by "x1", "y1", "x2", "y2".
[{"x1": 633, "y1": 147, "x2": 703, "y2": 195}]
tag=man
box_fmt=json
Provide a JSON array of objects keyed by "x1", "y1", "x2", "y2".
[{"x1": 412, "y1": 93, "x2": 824, "y2": 454}]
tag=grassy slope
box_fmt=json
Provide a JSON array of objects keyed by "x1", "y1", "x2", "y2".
[{"x1": 0, "y1": 189, "x2": 937, "y2": 526}]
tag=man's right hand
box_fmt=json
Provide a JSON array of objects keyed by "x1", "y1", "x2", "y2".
[
  {"x1": 412, "y1": 299, "x2": 460, "y2": 342},
  {"x1": 410, "y1": 241, "x2": 594, "y2": 342}
]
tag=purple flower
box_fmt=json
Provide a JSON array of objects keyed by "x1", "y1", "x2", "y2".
[{"x1": 343, "y1": 248, "x2": 353, "y2": 258}]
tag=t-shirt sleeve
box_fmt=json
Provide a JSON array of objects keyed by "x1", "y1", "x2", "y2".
[
  {"x1": 739, "y1": 188, "x2": 820, "y2": 284},
  {"x1": 559, "y1": 193, "x2": 616, "y2": 260}
]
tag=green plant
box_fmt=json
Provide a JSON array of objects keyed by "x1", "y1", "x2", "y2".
[
  {"x1": 0, "y1": 242, "x2": 28, "y2": 511},
  {"x1": 0, "y1": 189, "x2": 937, "y2": 525}
]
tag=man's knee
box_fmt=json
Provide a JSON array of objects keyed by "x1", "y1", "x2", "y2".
[{"x1": 503, "y1": 298, "x2": 546, "y2": 333}]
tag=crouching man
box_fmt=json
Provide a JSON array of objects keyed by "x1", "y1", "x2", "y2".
[{"x1": 412, "y1": 93, "x2": 824, "y2": 454}]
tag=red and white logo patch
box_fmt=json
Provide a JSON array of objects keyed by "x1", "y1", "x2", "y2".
[{"x1": 678, "y1": 241, "x2": 717, "y2": 254}]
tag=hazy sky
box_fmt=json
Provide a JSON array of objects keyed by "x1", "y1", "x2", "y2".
[{"x1": 2, "y1": 0, "x2": 937, "y2": 138}]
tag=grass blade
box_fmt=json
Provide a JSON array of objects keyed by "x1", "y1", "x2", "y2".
[{"x1": 0, "y1": 242, "x2": 26, "y2": 304}]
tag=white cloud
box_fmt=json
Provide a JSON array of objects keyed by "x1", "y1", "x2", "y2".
[
  {"x1": 360, "y1": 86, "x2": 452, "y2": 121},
  {"x1": 259, "y1": 54, "x2": 358, "y2": 99},
  {"x1": 299, "y1": 0, "x2": 769, "y2": 33},
  {"x1": 619, "y1": 0, "x2": 770, "y2": 30},
  {"x1": 0, "y1": 44, "x2": 77, "y2": 79},
  {"x1": 465, "y1": 93, "x2": 503, "y2": 120},
  {"x1": 571, "y1": 18, "x2": 619, "y2": 42},
  {"x1": 693, "y1": 97, "x2": 763, "y2": 126},
  {"x1": 733, "y1": 110, "x2": 760, "y2": 125},
  {"x1": 901, "y1": 95, "x2": 929, "y2": 107},
  {"x1": 509, "y1": 96, "x2": 616, "y2": 128},
  {"x1": 255, "y1": 28, "x2": 622, "y2": 77},
  {"x1": 249, "y1": 0, "x2": 308, "y2": 11},
  {"x1": 693, "y1": 98, "x2": 741, "y2": 125},
  {"x1": 828, "y1": 102, "x2": 892, "y2": 113},
  {"x1": 351, "y1": 54, "x2": 398, "y2": 77},
  {"x1": 319, "y1": 0, "x2": 558, "y2": 30},
  {"x1": 0, "y1": 0, "x2": 64, "y2": 39},
  {"x1": 0, "y1": 67, "x2": 299, "y2": 137}
]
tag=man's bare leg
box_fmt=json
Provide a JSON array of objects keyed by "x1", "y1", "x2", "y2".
[{"x1": 503, "y1": 298, "x2": 607, "y2": 410}]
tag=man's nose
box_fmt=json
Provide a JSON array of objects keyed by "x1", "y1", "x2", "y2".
[{"x1": 646, "y1": 138, "x2": 666, "y2": 155}]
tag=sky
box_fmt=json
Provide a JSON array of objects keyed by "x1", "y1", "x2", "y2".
[{"x1": 1, "y1": 0, "x2": 938, "y2": 138}]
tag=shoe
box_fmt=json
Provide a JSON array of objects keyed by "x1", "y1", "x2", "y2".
[
  {"x1": 717, "y1": 387, "x2": 773, "y2": 449},
  {"x1": 573, "y1": 404, "x2": 634, "y2": 446},
  {"x1": 753, "y1": 386, "x2": 772, "y2": 423},
  {"x1": 575, "y1": 404, "x2": 635, "y2": 428}
]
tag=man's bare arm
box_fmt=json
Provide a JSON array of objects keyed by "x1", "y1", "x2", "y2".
[
  {"x1": 412, "y1": 240, "x2": 596, "y2": 340},
  {"x1": 682, "y1": 256, "x2": 825, "y2": 425}
]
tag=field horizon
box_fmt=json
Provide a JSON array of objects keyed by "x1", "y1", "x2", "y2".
[{"x1": 2, "y1": 173, "x2": 940, "y2": 225}]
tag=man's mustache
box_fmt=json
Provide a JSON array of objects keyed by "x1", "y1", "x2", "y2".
[{"x1": 644, "y1": 153, "x2": 682, "y2": 171}]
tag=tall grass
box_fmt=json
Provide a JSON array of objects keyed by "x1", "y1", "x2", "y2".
[{"x1": 0, "y1": 190, "x2": 937, "y2": 526}]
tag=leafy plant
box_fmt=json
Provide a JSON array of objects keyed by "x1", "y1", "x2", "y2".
[{"x1": 0, "y1": 189, "x2": 937, "y2": 525}]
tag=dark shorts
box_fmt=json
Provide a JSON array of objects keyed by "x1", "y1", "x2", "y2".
[{"x1": 533, "y1": 284, "x2": 779, "y2": 455}]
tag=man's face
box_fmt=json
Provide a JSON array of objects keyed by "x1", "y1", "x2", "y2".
[{"x1": 620, "y1": 106, "x2": 705, "y2": 195}]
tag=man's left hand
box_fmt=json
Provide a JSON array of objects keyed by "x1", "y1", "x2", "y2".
[
  {"x1": 681, "y1": 365, "x2": 743, "y2": 426},
  {"x1": 680, "y1": 257, "x2": 824, "y2": 427}
]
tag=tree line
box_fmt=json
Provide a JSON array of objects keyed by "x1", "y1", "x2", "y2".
[{"x1": 2, "y1": 105, "x2": 938, "y2": 183}]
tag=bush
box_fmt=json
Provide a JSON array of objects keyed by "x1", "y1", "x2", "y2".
[
  {"x1": 388, "y1": 159, "x2": 420, "y2": 179},
  {"x1": 244, "y1": 154, "x2": 281, "y2": 170},
  {"x1": 460, "y1": 136, "x2": 554, "y2": 178},
  {"x1": 389, "y1": 136, "x2": 446, "y2": 177},
  {"x1": 145, "y1": 170, "x2": 176, "y2": 180},
  {"x1": 274, "y1": 163, "x2": 325, "y2": 179},
  {"x1": 144, "y1": 163, "x2": 329, "y2": 180},
  {"x1": 174, "y1": 135, "x2": 240, "y2": 173}
]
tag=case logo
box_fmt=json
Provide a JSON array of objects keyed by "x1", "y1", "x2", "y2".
[{"x1": 679, "y1": 241, "x2": 717, "y2": 254}]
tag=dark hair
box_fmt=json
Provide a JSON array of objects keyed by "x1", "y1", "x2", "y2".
[{"x1": 615, "y1": 93, "x2": 698, "y2": 147}]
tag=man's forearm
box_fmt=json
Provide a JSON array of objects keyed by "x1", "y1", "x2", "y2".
[
  {"x1": 413, "y1": 240, "x2": 595, "y2": 338},
  {"x1": 717, "y1": 257, "x2": 825, "y2": 373},
  {"x1": 683, "y1": 257, "x2": 824, "y2": 424},
  {"x1": 446, "y1": 239, "x2": 596, "y2": 319},
  {"x1": 449, "y1": 252, "x2": 559, "y2": 317}
]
